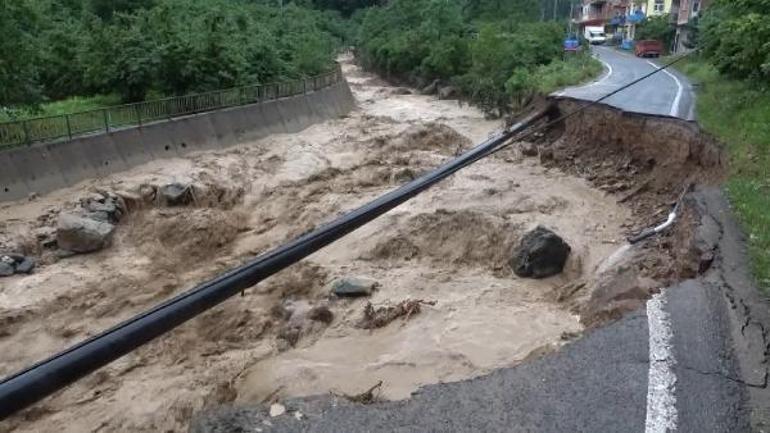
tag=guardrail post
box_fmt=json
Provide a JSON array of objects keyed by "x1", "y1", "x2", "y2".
[
  {"x1": 65, "y1": 115, "x2": 72, "y2": 140},
  {"x1": 303, "y1": 79, "x2": 307, "y2": 94},
  {"x1": 103, "y1": 110, "x2": 109, "y2": 133},
  {"x1": 135, "y1": 105, "x2": 142, "y2": 128}
]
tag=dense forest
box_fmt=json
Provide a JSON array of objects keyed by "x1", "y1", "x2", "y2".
[
  {"x1": 355, "y1": 0, "x2": 598, "y2": 114},
  {"x1": 1, "y1": 0, "x2": 583, "y2": 117},
  {"x1": 0, "y1": 0, "x2": 352, "y2": 108},
  {"x1": 700, "y1": 0, "x2": 770, "y2": 81}
]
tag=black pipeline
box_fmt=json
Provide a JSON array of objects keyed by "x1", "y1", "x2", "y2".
[{"x1": 0, "y1": 108, "x2": 549, "y2": 420}]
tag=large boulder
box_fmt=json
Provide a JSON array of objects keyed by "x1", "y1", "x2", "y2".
[
  {"x1": 0, "y1": 261, "x2": 13, "y2": 277},
  {"x1": 0, "y1": 254, "x2": 37, "y2": 276},
  {"x1": 80, "y1": 191, "x2": 126, "y2": 223},
  {"x1": 510, "y1": 226, "x2": 571, "y2": 278},
  {"x1": 160, "y1": 182, "x2": 193, "y2": 206},
  {"x1": 56, "y1": 213, "x2": 116, "y2": 253}
]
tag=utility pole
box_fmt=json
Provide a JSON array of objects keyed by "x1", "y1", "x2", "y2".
[{"x1": 553, "y1": 0, "x2": 558, "y2": 20}]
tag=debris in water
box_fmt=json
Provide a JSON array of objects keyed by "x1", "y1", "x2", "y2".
[
  {"x1": 336, "y1": 380, "x2": 383, "y2": 405},
  {"x1": 159, "y1": 182, "x2": 195, "y2": 206},
  {"x1": 269, "y1": 403, "x2": 286, "y2": 417},
  {"x1": 356, "y1": 299, "x2": 436, "y2": 329}
]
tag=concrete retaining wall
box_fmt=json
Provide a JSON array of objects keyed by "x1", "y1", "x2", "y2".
[{"x1": 0, "y1": 81, "x2": 355, "y2": 202}]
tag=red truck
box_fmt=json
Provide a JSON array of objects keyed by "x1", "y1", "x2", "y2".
[{"x1": 634, "y1": 40, "x2": 664, "y2": 57}]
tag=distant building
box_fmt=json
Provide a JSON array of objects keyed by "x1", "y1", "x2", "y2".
[
  {"x1": 575, "y1": 0, "x2": 631, "y2": 42},
  {"x1": 647, "y1": 0, "x2": 673, "y2": 15},
  {"x1": 574, "y1": 0, "x2": 708, "y2": 51},
  {"x1": 671, "y1": 0, "x2": 709, "y2": 52}
]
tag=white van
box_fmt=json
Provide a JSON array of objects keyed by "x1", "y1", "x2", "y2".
[{"x1": 584, "y1": 26, "x2": 607, "y2": 45}]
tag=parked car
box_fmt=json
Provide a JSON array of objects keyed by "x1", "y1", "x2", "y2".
[
  {"x1": 634, "y1": 40, "x2": 663, "y2": 57},
  {"x1": 583, "y1": 26, "x2": 607, "y2": 45},
  {"x1": 563, "y1": 35, "x2": 580, "y2": 52}
]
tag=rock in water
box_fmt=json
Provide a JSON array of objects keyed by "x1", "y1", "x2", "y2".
[
  {"x1": 57, "y1": 213, "x2": 116, "y2": 253},
  {"x1": 269, "y1": 403, "x2": 286, "y2": 417},
  {"x1": 0, "y1": 261, "x2": 14, "y2": 277},
  {"x1": 15, "y1": 257, "x2": 36, "y2": 274},
  {"x1": 160, "y1": 183, "x2": 193, "y2": 206},
  {"x1": 510, "y1": 226, "x2": 571, "y2": 278},
  {"x1": 331, "y1": 277, "x2": 378, "y2": 297}
]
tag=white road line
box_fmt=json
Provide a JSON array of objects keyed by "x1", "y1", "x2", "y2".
[
  {"x1": 553, "y1": 52, "x2": 614, "y2": 97},
  {"x1": 594, "y1": 56, "x2": 614, "y2": 87},
  {"x1": 647, "y1": 60, "x2": 683, "y2": 117},
  {"x1": 645, "y1": 291, "x2": 678, "y2": 433}
]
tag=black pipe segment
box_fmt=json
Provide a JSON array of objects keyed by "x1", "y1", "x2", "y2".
[{"x1": 0, "y1": 107, "x2": 548, "y2": 420}]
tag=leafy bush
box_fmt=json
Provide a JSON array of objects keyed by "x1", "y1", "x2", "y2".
[
  {"x1": 531, "y1": 50, "x2": 603, "y2": 94},
  {"x1": 674, "y1": 58, "x2": 770, "y2": 291},
  {"x1": 0, "y1": 0, "x2": 346, "y2": 106},
  {"x1": 635, "y1": 14, "x2": 675, "y2": 48},
  {"x1": 356, "y1": 0, "x2": 470, "y2": 81},
  {"x1": 357, "y1": 0, "x2": 585, "y2": 115},
  {"x1": 700, "y1": 0, "x2": 770, "y2": 80}
]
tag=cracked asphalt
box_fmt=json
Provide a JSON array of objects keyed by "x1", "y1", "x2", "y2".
[{"x1": 192, "y1": 187, "x2": 770, "y2": 433}]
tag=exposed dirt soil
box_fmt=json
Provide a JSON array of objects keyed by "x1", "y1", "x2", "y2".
[
  {"x1": 0, "y1": 57, "x2": 717, "y2": 433},
  {"x1": 529, "y1": 99, "x2": 726, "y2": 326}
]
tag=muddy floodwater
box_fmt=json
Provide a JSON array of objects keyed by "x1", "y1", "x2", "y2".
[{"x1": 0, "y1": 57, "x2": 632, "y2": 432}]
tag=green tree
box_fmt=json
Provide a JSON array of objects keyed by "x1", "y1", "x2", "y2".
[
  {"x1": 700, "y1": 0, "x2": 770, "y2": 80},
  {"x1": 635, "y1": 14, "x2": 675, "y2": 49},
  {"x1": 0, "y1": 1, "x2": 42, "y2": 106},
  {"x1": 89, "y1": 0, "x2": 156, "y2": 20}
]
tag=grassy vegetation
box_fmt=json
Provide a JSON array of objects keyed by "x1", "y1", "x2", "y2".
[
  {"x1": 356, "y1": 0, "x2": 602, "y2": 115},
  {"x1": 675, "y1": 58, "x2": 770, "y2": 292},
  {"x1": 532, "y1": 53, "x2": 603, "y2": 94},
  {"x1": 0, "y1": 94, "x2": 121, "y2": 122}
]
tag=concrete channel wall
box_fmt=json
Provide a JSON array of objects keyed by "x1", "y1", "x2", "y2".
[{"x1": 0, "y1": 81, "x2": 356, "y2": 202}]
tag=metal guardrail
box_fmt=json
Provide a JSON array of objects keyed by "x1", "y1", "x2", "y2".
[{"x1": 0, "y1": 66, "x2": 343, "y2": 149}]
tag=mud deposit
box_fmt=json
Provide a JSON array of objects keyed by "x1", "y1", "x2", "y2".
[{"x1": 1, "y1": 58, "x2": 633, "y2": 432}]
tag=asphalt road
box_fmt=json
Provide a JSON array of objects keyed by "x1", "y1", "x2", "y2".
[
  {"x1": 192, "y1": 188, "x2": 770, "y2": 432},
  {"x1": 555, "y1": 46, "x2": 696, "y2": 120}
]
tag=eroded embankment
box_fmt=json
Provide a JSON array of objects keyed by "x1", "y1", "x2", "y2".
[{"x1": 532, "y1": 98, "x2": 727, "y2": 326}]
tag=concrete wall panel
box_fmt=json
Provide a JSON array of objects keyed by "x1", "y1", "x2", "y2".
[
  {"x1": 110, "y1": 127, "x2": 153, "y2": 168},
  {"x1": 0, "y1": 151, "x2": 30, "y2": 201},
  {"x1": 0, "y1": 80, "x2": 356, "y2": 202},
  {"x1": 258, "y1": 100, "x2": 288, "y2": 135},
  {"x1": 9, "y1": 146, "x2": 69, "y2": 196}
]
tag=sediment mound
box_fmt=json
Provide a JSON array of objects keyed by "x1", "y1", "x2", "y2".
[
  {"x1": 364, "y1": 209, "x2": 519, "y2": 271},
  {"x1": 127, "y1": 207, "x2": 248, "y2": 270},
  {"x1": 390, "y1": 122, "x2": 471, "y2": 154}
]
